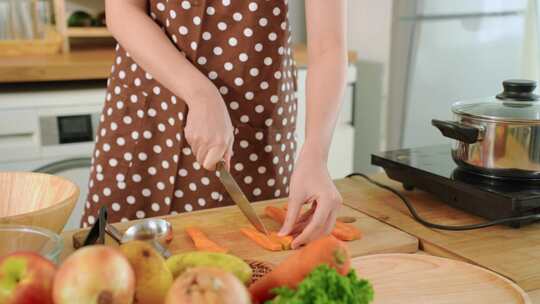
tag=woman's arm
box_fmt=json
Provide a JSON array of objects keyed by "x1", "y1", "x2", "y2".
[
  {"x1": 106, "y1": 0, "x2": 210, "y2": 105},
  {"x1": 106, "y1": 0, "x2": 234, "y2": 170},
  {"x1": 303, "y1": 0, "x2": 348, "y2": 160},
  {"x1": 280, "y1": 0, "x2": 348, "y2": 248}
]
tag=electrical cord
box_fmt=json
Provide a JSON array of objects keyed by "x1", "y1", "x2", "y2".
[{"x1": 346, "y1": 172, "x2": 540, "y2": 231}]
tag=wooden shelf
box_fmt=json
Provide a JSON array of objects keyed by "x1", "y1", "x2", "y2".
[
  {"x1": 66, "y1": 27, "x2": 112, "y2": 38},
  {"x1": 0, "y1": 45, "x2": 358, "y2": 83},
  {"x1": 0, "y1": 47, "x2": 115, "y2": 83}
]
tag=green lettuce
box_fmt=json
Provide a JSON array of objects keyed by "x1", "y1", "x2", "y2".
[{"x1": 266, "y1": 265, "x2": 374, "y2": 304}]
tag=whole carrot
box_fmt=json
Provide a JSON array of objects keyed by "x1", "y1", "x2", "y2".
[{"x1": 248, "y1": 235, "x2": 350, "y2": 303}]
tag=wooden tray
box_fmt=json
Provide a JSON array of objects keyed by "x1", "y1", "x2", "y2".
[
  {"x1": 0, "y1": 29, "x2": 62, "y2": 56},
  {"x1": 353, "y1": 254, "x2": 531, "y2": 304},
  {"x1": 68, "y1": 201, "x2": 418, "y2": 264}
]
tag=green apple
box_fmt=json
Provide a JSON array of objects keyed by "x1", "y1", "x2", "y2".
[{"x1": 0, "y1": 252, "x2": 56, "y2": 304}]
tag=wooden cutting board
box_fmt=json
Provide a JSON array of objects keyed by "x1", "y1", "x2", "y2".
[
  {"x1": 69, "y1": 200, "x2": 418, "y2": 264},
  {"x1": 353, "y1": 254, "x2": 531, "y2": 304}
]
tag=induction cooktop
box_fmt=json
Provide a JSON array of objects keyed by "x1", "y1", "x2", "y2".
[{"x1": 371, "y1": 145, "x2": 540, "y2": 227}]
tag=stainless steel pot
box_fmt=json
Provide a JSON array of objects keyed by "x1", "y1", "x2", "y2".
[{"x1": 432, "y1": 79, "x2": 540, "y2": 180}]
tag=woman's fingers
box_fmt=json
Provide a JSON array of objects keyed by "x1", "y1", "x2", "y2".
[
  {"x1": 291, "y1": 202, "x2": 330, "y2": 249},
  {"x1": 300, "y1": 202, "x2": 317, "y2": 220},
  {"x1": 223, "y1": 137, "x2": 234, "y2": 171},
  {"x1": 202, "y1": 144, "x2": 228, "y2": 171},
  {"x1": 195, "y1": 144, "x2": 209, "y2": 167},
  {"x1": 323, "y1": 210, "x2": 337, "y2": 236},
  {"x1": 278, "y1": 197, "x2": 304, "y2": 236}
]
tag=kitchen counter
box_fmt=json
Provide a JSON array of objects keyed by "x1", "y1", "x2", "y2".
[
  {"x1": 0, "y1": 45, "x2": 358, "y2": 83},
  {"x1": 337, "y1": 174, "x2": 540, "y2": 299},
  {"x1": 59, "y1": 181, "x2": 419, "y2": 262},
  {"x1": 59, "y1": 175, "x2": 540, "y2": 302}
]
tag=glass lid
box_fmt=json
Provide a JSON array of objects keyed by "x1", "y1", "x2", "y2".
[{"x1": 452, "y1": 80, "x2": 540, "y2": 122}]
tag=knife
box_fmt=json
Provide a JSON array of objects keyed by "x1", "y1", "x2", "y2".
[{"x1": 216, "y1": 161, "x2": 269, "y2": 235}]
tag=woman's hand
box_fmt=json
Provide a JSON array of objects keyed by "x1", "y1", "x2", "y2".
[
  {"x1": 184, "y1": 83, "x2": 234, "y2": 171},
  {"x1": 279, "y1": 148, "x2": 343, "y2": 249},
  {"x1": 106, "y1": 0, "x2": 234, "y2": 172}
]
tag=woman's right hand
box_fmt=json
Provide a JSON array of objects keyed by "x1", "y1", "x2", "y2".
[{"x1": 184, "y1": 83, "x2": 234, "y2": 171}]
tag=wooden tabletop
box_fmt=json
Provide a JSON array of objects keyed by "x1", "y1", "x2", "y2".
[
  {"x1": 60, "y1": 198, "x2": 418, "y2": 264},
  {"x1": 337, "y1": 175, "x2": 540, "y2": 293},
  {"x1": 0, "y1": 44, "x2": 358, "y2": 83},
  {"x1": 58, "y1": 176, "x2": 540, "y2": 302}
]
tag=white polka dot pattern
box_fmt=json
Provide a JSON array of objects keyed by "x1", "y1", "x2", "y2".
[{"x1": 82, "y1": 0, "x2": 298, "y2": 226}]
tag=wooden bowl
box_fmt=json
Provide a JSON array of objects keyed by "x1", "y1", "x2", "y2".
[{"x1": 0, "y1": 172, "x2": 79, "y2": 233}]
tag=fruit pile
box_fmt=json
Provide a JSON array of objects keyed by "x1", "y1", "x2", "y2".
[
  {"x1": 0, "y1": 241, "x2": 252, "y2": 304},
  {"x1": 0, "y1": 217, "x2": 368, "y2": 304}
]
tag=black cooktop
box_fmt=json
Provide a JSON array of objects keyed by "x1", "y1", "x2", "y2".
[{"x1": 371, "y1": 145, "x2": 540, "y2": 227}]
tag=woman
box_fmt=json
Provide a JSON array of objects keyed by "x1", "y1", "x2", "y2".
[{"x1": 83, "y1": 0, "x2": 347, "y2": 248}]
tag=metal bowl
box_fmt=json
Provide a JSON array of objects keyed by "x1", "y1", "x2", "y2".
[{"x1": 0, "y1": 225, "x2": 63, "y2": 263}]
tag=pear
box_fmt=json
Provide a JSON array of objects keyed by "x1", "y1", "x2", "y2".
[
  {"x1": 120, "y1": 240, "x2": 173, "y2": 304},
  {"x1": 166, "y1": 252, "x2": 252, "y2": 284}
]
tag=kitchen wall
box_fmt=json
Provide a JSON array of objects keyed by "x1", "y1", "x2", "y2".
[
  {"x1": 287, "y1": 0, "x2": 395, "y2": 174},
  {"x1": 348, "y1": 0, "x2": 394, "y2": 173},
  {"x1": 288, "y1": 0, "x2": 306, "y2": 43}
]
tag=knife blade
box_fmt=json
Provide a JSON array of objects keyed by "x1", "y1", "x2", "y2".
[{"x1": 216, "y1": 161, "x2": 269, "y2": 235}]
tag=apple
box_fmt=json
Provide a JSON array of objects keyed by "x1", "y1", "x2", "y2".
[
  {"x1": 0, "y1": 251, "x2": 56, "y2": 304},
  {"x1": 53, "y1": 245, "x2": 135, "y2": 304}
]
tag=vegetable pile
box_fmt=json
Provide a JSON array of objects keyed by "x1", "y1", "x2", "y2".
[
  {"x1": 249, "y1": 236, "x2": 351, "y2": 302},
  {"x1": 268, "y1": 265, "x2": 374, "y2": 304}
]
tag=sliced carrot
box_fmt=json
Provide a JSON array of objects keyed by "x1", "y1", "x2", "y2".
[
  {"x1": 332, "y1": 226, "x2": 355, "y2": 241},
  {"x1": 240, "y1": 227, "x2": 282, "y2": 251},
  {"x1": 265, "y1": 206, "x2": 286, "y2": 224},
  {"x1": 269, "y1": 233, "x2": 293, "y2": 250},
  {"x1": 267, "y1": 205, "x2": 362, "y2": 242},
  {"x1": 185, "y1": 227, "x2": 228, "y2": 253},
  {"x1": 335, "y1": 221, "x2": 362, "y2": 240}
]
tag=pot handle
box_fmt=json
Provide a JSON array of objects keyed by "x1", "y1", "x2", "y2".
[{"x1": 431, "y1": 119, "x2": 481, "y2": 144}]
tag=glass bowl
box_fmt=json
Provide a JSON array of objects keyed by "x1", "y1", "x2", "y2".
[{"x1": 0, "y1": 225, "x2": 63, "y2": 264}]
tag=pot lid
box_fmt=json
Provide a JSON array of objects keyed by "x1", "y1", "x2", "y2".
[{"x1": 452, "y1": 80, "x2": 540, "y2": 122}]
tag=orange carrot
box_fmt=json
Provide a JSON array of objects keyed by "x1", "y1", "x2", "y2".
[
  {"x1": 334, "y1": 221, "x2": 362, "y2": 240},
  {"x1": 185, "y1": 227, "x2": 228, "y2": 253},
  {"x1": 265, "y1": 206, "x2": 287, "y2": 224},
  {"x1": 266, "y1": 205, "x2": 362, "y2": 241},
  {"x1": 240, "y1": 228, "x2": 282, "y2": 251},
  {"x1": 269, "y1": 233, "x2": 293, "y2": 250},
  {"x1": 248, "y1": 236, "x2": 350, "y2": 303}
]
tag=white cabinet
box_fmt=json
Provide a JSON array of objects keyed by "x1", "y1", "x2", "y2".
[{"x1": 295, "y1": 65, "x2": 357, "y2": 178}]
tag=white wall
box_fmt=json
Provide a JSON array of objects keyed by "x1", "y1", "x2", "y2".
[
  {"x1": 288, "y1": 0, "x2": 307, "y2": 43},
  {"x1": 347, "y1": 0, "x2": 394, "y2": 173}
]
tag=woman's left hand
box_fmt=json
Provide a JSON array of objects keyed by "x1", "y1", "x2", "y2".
[{"x1": 279, "y1": 148, "x2": 343, "y2": 249}]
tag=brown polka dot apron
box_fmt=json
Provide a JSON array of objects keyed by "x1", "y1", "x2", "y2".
[{"x1": 81, "y1": 0, "x2": 297, "y2": 227}]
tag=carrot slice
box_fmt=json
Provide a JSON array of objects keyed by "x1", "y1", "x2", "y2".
[
  {"x1": 266, "y1": 205, "x2": 362, "y2": 242},
  {"x1": 185, "y1": 227, "x2": 229, "y2": 253},
  {"x1": 240, "y1": 228, "x2": 282, "y2": 251},
  {"x1": 265, "y1": 206, "x2": 287, "y2": 224},
  {"x1": 335, "y1": 221, "x2": 362, "y2": 240},
  {"x1": 269, "y1": 233, "x2": 293, "y2": 250}
]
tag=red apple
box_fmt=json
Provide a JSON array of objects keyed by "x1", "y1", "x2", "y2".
[
  {"x1": 53, "y1": 245, "x2": 135, "y2": 304},
  {"x1": 0, "y1": 251, "x2": 56, "y2": 304}
]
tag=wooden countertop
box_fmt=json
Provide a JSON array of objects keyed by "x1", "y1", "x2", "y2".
[
  {"x1": 339, "y1": 174, "x2": 540, "y2": 293},
  {"x1": 59, "y1": 179, "x2": 417, "y2": 263},
  {"x1": 58, "y1": 176, "x2": 540, "y2": 302},
  {"x1": 0, "y1": 45, "x2": 358, "y2": 84}
]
